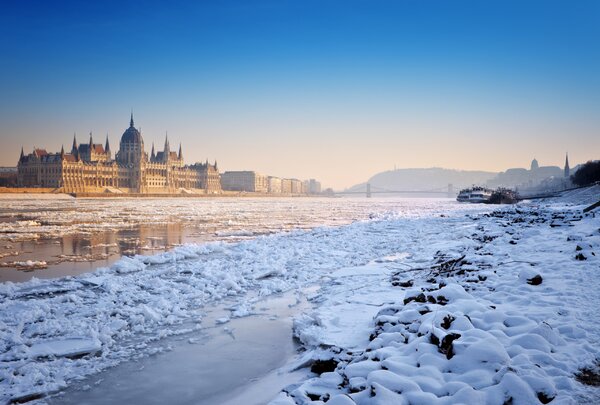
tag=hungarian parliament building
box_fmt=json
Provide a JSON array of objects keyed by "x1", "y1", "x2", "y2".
[{"x1": 17, "y1": 114, "x2": 221, "y2": 194}]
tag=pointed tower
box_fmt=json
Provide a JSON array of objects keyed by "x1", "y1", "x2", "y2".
[
  {"x1": 60, "y1": 145, "x2": 65, "y2": 159},
  {"x1": 163, "y1": 132, "x2": 170, "y2": 163},
  {"x1": 130, "y1": 111, "x2": 135, "y2": 128},
  {"x1": 151, "y1": 142, "x2": 156, "y2": 161},
  {"x1": 105, "y1": 134, "x2": 111, "y2": 159},
  {"x1": 71, "y1": 133, "x2": 78, "y2": 154},
  {"x1": 564, "y1": 153, "x2": 570, "y2": 178},
  {"x1": 178, "y1": 143, "x2": 183, "y2": 161},
  {"x1": 214, "y1": 160, "x2": 218, "y2": 170},
  {"x1": 89, "y1": 132, "x2": 93, "y2": 147},
  {"x1": 164, "y1": 132, "x2": 170, "y2": 153},
  {"x1": 19, "y1": 146, "x2": 24, "y2": 162}
]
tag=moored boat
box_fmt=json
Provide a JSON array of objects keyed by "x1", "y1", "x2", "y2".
[{"x1": 457, "y1": 186, "x2": 493, "y2": 203}]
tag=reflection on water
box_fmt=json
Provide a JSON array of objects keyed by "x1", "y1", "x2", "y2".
[
  {"x1": 0, "y1": 196, "x2": 462, "y2": 282},
  {"x1": 1, "y1": 224, "x2": 196, "y2": 282}
]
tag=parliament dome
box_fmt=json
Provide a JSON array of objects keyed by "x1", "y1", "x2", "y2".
[{"x1": 120, "y1": 114, "x2": 143, "y2": 144}]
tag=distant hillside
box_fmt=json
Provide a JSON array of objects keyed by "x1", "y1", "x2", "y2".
[{"x1": 346, "y1": 168, "x2": 498, "y2": 193}]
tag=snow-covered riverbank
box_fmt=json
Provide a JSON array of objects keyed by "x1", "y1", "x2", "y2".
[{"x1": 272, "y1": 196, "x2": 600, "y2": 404}]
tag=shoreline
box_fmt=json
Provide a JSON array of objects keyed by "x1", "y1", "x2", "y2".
[{"x1": 0, "y1": 188, "x2": 318, "y2": 198}]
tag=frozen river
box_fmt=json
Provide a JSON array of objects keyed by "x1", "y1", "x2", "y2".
[
  {"x1": 0, "y1": 195, "x2": 490, "y2": 404},
  {"x1": 0, "y1": 195, "x2": 461, "y2": 282}
]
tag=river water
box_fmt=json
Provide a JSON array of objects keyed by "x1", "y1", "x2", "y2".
[{"x1": 0, "y1": 195, "x2": 459, "y2": 283}]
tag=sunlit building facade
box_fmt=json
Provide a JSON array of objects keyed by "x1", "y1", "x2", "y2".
[{"x1": 17, "y1": 115, "x2": 221, "y2": 194}]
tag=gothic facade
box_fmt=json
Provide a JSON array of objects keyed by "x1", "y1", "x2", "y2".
[{"x1": 17, "y1": 115, "x2": 221, "y2": 194}]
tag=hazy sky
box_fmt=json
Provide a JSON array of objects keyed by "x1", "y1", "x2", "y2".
[{"x1": 1, "y1": 0, "x2": 598, "y2": 189}]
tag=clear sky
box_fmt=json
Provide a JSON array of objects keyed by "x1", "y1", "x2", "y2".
[{"x1": 1, "y1": 0, "x2": 598, "y2": 189}]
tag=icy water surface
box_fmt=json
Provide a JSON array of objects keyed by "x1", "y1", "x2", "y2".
[
  {"x1": 51, "y1": 288, "x2": 314, "y2": 405},
  {"x1": 0, "y1": 195, "x2": 459, "y2": 282}
]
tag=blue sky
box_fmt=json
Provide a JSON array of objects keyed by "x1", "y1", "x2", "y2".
[{"x1": 1, "y1": 0, "x2": 598, "y2": 188}]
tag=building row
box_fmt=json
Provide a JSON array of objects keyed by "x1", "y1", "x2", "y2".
[
  {"x1": 220, "y1": 171, "x2": 322, "y2": 194},
  {"x1": 14, "y1": 114, "x2": 322, "y2": 195}
]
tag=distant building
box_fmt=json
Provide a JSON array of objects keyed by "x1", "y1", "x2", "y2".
[
  {"x1": 267, "y1": 176, "x2": 282, "y2": 193},
  {"x1": 221, "y1": 171, "x2": 268, "y2": 193},
  {"x1": 0, "y1": 167, "x2": 17, "y2": 187},
  {"x1": 17, "y1": 114, "x2": 221, "y2": 194},
  {"x1": 290, "y1": 178, "x2": 303, "y2": 194},
  {"x1": 281, "y1": 178, "x2": 292, "y2": 194},
  {"x1": 307, "y1": 179, "x2": 322, "y2": 194},
  {"x1": 530, "y1": 158, "x2": 539, "y2": 171},
  {"x1": 487, "y1": 158, "x2": 562, "y2": 189}
]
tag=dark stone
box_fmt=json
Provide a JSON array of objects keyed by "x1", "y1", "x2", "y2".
[
  {"x1": 441, "y1": 315, "x2": 455, "y2": 330},
  {"x1": 311, "y1": 359, "x2": 338, "y2": 375},
  {"x1": 396, "y1": 280, "x2": 413, "y2": 288},
  {"x1": 404, "y1": 293, "x2": 426, "y2": 305},
  {"x1": 527, "y1": 275, "x2": 543, "y2": 286},
  {"x1": 575, "y1": 361, "x2": 600, "y2": 386},
  {"x1": 439, "y1": 333, "x2": 461, "y2": 359},
  {"x1": 436, "y1": 295, "x2": 449, "y2": 306},
  {"x1": 575, "y1": 253, "x2": 587, "y2": 261},
  {"x1": 537, "y1": 392, "x2": 555, "y2": 404},
  {"x1": 576, "y1": 245, "x2": 583, "y2": 251}
]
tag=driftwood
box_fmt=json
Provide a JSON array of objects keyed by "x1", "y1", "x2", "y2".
[{"x1": 391, "y1": 255, "x2": 466, "y2": 277}]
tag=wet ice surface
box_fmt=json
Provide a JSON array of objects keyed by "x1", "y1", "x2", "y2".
[
  {"x1": 0, "y1": 195, "x2": 458, "y2": 282},
  {"x1": 52, "y1": 289, "x2": 313, "y2": 405}
]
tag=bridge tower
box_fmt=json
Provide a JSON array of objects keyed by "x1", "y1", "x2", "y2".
[
  {"x1": 366, "y1": 183, "x2": 372, "y2": 198},
  {"x1": 448, "y1": 183, "x2": 454, "y2": 198}
]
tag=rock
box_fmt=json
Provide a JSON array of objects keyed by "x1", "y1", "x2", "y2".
[
  {"x1": 527, "y1": 275, "x2": 543, "y2": 286},
  {"x1": 310, "y1": 358, "x2": 338, "y2": 375},
  {"x1": 403, "y1": 292, "x2": 427, "y2": 305},
  {"x1": 519, "y1": 268, "x2": 543, "y2": 285},
  {"x1": 441, "y1": 315, "x2": 455, "y2": 329},
  {"x1": 440, "y1": 333, "x2": 461, "y2": 359},
  {"x1": 392, "y1": 279, "x2": 413, "y2": 288}
]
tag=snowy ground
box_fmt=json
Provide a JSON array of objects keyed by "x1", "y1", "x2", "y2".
[
  {"x1": 272, "y1": 188, "x2": 600, "y2": 405},
  {"x1": 0, "y1": 191, "x2": 599, "y2": 404}
]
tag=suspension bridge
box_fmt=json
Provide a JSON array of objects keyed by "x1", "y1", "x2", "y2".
[{"x1": 336, "y1": 183, "x2": 456, "y2": 198}]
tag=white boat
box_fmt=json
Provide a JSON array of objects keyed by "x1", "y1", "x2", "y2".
[{"x1": 457, "y1": 186, "x2": 493, "y2": 203}]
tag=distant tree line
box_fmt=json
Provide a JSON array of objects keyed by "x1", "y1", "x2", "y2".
[{"x1": 571, "y1": 160, "x2": 600, "y2": 186}]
